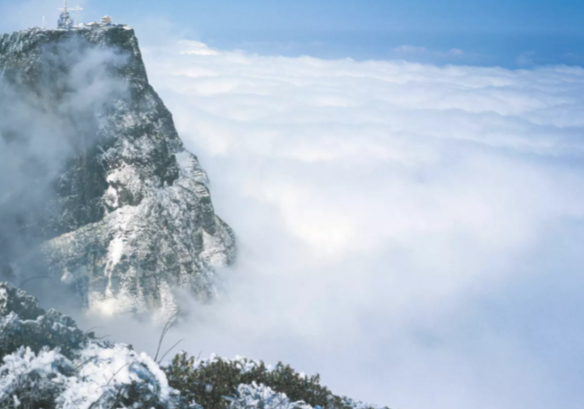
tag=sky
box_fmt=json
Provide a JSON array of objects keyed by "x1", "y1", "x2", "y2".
[
  {"x1": 2, "y1": 1, "x2": 584, "y2": 409},
  {"x1": 2, "y1": 0, "x2": 584, "y2": 66}
]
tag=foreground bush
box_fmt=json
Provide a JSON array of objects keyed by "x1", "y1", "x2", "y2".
[{"x1": 165, "y1": 353, "x2": 382, "y2": 409}]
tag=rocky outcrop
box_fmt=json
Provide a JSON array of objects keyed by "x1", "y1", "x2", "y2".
[
  {"x1": 0, "y1": 27, "x2": 235, "y2": 317},
  {"x1": 0, "y1": 282, "x2": 188, "y2": 408}
]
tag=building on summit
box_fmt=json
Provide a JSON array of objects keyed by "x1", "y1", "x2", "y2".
[
  {"x1": 54, "y1": 1, "x2": 127, "y2": 31},
  {"x1": 84, "y1": 22, "x2": 101, "y2": 29}
]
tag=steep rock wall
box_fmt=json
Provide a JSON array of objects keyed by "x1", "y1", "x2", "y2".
[{"x1": 0, "y1": 27, "x2": 236, "y2": 318}]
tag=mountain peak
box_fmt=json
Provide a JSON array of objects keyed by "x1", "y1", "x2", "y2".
[{"x1": 0, "y1": 26, "x2": 236, "y2": 318}]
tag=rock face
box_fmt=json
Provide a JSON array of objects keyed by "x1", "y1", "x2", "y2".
[{"x1": 0, "y1": 27, "x2": 236, "y2": 317}]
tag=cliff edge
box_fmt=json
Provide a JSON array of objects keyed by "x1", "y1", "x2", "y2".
[{"x1": 0, "y1": 26, "x2": 236, "y2": 318}]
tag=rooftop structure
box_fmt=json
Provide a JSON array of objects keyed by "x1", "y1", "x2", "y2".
[{"x1": 53, "y1": 1, "x2": 128, "y2": 31}]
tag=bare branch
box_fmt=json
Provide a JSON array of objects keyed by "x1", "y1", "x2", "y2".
[
  {"x1": 18, "y1": 275, "x2": 51, "y2": 289},
  {"x1": 84, "y1": 326, "x2": 105, "y2": 335},
  {"x1": 107, "y1": 362, "x2": 133, "y2": 386},
  {"x1": 153, "y1": 312, "x2": 179, "y2": 362},
  {"x1": 157, "y1": 338, "x2": 185, "y2": 364}
]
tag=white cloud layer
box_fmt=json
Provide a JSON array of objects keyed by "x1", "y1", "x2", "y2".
[{"x1": 86, "y1": 39, "x2": 584, "y2": 409}]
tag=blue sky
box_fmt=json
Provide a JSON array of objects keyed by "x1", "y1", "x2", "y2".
[
  {"x1": 73, "y1": 0, "x2": 583, "y2": 33},
  {"x1": 2, "y1": 0, "x2": 584, "y2": 66},
  {"x1": 89, "y1": 0, "x2": 584, "y2": 66}
]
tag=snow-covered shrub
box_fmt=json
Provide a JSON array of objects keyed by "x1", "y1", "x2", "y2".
[
  {"x1": 0, "y1": 283, "x2": 87, "y2": 359},
  {"x1": 228, "y1": 382, "x2": 312, "y2": 409},
  {"x1": 0, "y1": 284, "x2": 44, "y2": 319},
  {"x1": 0, "y1": 347, "x2": 72, "y2": 409},
  {"x1": 0, "y1": 283, "x2": 385, "y2": 409},
  {"x1": 0, "y1": 282, "x2": 192, "y2": 409},
  {"x1": 165, "y1": 353, "x2": 379, "y2": 409},
  {"x1": 57, "y1": 342, "x2": 186, "y2": 409},
  {"x1": 0, "y1": 344, "x2": 190, "y2": 409}
]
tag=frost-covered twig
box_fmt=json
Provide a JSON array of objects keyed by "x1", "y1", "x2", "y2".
[
  {"x1": 158, "y1": 338, "x2": 185, "y2": 364},
  {"x1": 73, "y1": 356, "x2": 97, "y2": 372},
  {"x1": 107, "y1": 362, "x2": 134, "y2": 386},
  {"x1": 84, "y1": 326, "x2": 105, "y2": 336},
  {"x1": 88, "y1": 362, "x2": 135, "y2": 409},
  {"x1": 154, "y1": 312, "x2": 178, "y2": 362},
  {"x1": 18, "y1": 275, "x2": 51, "y2": 289}
]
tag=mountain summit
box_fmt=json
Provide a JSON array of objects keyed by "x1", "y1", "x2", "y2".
[{"x1": 0, "y1": 26, "x2": 236, "y2": 318}]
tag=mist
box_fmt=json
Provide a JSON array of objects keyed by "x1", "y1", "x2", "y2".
[
  {"x1": 0, "y1": 34, "x2": 129, "y2": 300},
  {"x1": 68, "y1": 37, "x2": 584, "y2": 409}
]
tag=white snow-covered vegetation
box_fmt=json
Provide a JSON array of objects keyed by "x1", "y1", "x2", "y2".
[
  {"x1": 0, "y1": 282, "x2": 384, "y2": 409},
  {"x1": 0, "y1": 282, "x2": 183, "y2": 408}
]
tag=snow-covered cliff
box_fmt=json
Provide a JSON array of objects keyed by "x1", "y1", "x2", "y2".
[{"x1": 0, "y1": 26, "x2": 236, "y2": 318}]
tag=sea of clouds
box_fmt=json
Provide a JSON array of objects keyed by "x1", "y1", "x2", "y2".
[{"x1": 131, "y1": 40, "x2": 584, "y2": 409}]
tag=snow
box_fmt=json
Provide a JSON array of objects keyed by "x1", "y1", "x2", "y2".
[
  {"x1": 183, "y1": 355, "x2": 384, "y2": 409},
  {"x1": 104, "y1": 165, "x2": 144, "y2": 210},
  {"x1": 96, "y1": 206, "x2": 137, "y2": 316},
  {"x1": 0, "y1": 348, "x2": 71, "y2": 404},
  {"x1": 175, "y1": 151, "x2": 192, "y2": 170},
  {"x1": 59, "y1": 343, "x2": 174, "y2": 407},
  {"x1": 201, "y1": 230, "x2": 229, "y2": 266},
  {"x1": 0, "y1": 282, "x2": 185, "y2": 408},
  {"x1": 0, "y1": 344, "x2": 180, "y2": 409},
  {"x1": 2, "y1": 345, "x2": 356, "y2": 409},
  {"x1": 104, "y1": 185, "x2": 119, "y2": 209},
  {"x1": 175, "y1": 150, "x2": 210, "y2": 184},
  {"x1": 155, "y1": 281, "x2": 179, "y2": 324},
  {"x1": 191, "y1": 354, "x2": 272, "y2": 374},
  {"x1": 230, "y1": 383, "x2": 312, "y2": 409},
  {"x1": 108, "y1": 236, "x2": 125, "y2": 269},
  {"x1": 0, "y1": 287, "x2": 7, "y2": 310}
]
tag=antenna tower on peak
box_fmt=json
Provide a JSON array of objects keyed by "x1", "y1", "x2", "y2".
[
  {"x1": 69, "y1": 5, "x2": 84, "y2": 26},
  {"x1": 57, "y1": 0, "x2": 73, "y2": 30},
  {"x1": 57, "y1": 0, "x2": 82, "y2": 29}
]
